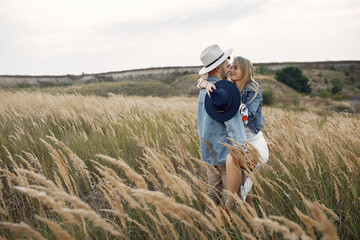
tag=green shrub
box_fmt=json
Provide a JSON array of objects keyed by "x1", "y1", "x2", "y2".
[
  {"x1": 262, "y1": 88, "x2": 275, "y2": 106},
  {"x1": 330, "y1": 78, "x2": 343, "y2": 94},
  {"x1": 331, "y1": 85, "x2": 342, "y2": 94},
  {"x1": 331, "y1": 94, "x2": 344, "y2": 101},
  {"x1": 38, "y1": 81, "x2": 57, "y2": 88},
  {"x1": 345, "y1": 76, "x2": 355, "y2": 84},
  {"x1": 312, "y1": 89, "x2": 332, "y2": 98},
  {"x1": 293, "y1": 97, "x2": 299, "y2": 106},
  {"x1": 15, "y1": 83, "x2": 32, "y2": 88},
  {"x1": 275, "y1": 66, "x2": 312, "y2": 94}
]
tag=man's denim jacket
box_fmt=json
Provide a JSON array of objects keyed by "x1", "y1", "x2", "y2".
[
  {"x1": 241, "y1": 86, "x2": 265, "y2": 134},
  {"x1": 198, "y1": 76, "x2": 247, "y2": 166}
]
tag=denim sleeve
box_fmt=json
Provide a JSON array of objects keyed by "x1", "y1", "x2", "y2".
[
  {"x1": 224, "y1": 113, "x2": 247, "y2": 148},
  {"x1": 245, "y1": 87, "x2": 263, "y2": 122}
]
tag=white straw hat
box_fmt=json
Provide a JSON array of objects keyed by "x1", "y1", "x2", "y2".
[{"x1": 199, "y1": 44, "x2": 233, "y2": 75}]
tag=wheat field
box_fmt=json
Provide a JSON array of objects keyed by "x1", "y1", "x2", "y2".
[{"x1": 0, "y1": 90, "x2": 359, "y2": 239}]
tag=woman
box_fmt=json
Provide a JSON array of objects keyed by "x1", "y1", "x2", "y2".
[{"x1": 197, "y1": 56, "x2": 269, "y2": 208}]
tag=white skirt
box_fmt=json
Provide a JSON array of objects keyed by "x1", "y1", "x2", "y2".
[{"x1": 240, "y1": 126, "x2": 269, "y2": 201}]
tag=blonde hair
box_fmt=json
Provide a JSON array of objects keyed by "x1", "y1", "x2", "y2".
[{"x1": 233, "y1": 56, "x2": 259, "y2": 104}]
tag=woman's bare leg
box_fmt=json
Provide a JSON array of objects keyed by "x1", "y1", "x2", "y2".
[{"x1": 225, "y1": 153, "x2": 242, "y2": 208}]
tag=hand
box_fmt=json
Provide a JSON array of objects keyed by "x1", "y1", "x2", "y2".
[{"x1": 206, "y1": 82, "x2": 216, "y2": 97}]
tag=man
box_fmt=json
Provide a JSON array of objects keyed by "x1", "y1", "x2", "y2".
[{"x1": 197, "y1": 44, "x2": 247, "y2": 206}]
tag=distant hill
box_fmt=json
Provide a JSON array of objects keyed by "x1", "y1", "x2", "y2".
[
  {"x1": 1, "y1": 61, "x2": 359, "y2": 88},
  {"x1": 1, "y1": 61, "x2": 359, "y2": 113},
  {"x1": 0, "y1": 66, "x2": 199, "y2": 89}
]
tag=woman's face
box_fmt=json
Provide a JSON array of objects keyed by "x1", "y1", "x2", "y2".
[{"x1": 230, "y1": 62, "x2": 242, "y2": 82}]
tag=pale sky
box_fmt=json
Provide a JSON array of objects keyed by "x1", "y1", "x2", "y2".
[{"x1": 1, "y1": 0, "x2": 359, "y2": 75}]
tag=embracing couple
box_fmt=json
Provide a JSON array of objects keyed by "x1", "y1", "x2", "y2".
[{"x1": 197, "y1": 44, "x2": 269, "y2": 209}]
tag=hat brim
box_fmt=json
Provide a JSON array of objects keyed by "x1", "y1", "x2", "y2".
[
  {"x1": 199, "y1": 48, "x2": 233, "y2": 75},
  {"x1": 205, "y1": 80, "x2": 240, "y2": 122}
]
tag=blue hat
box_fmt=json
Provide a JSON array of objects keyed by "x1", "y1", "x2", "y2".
[{"x1": 205, "y1": 80, "x2": 240, "y2": 122}]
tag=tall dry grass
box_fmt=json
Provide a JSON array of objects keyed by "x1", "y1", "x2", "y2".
[{"x1": 0, "y1": 90, "x2": 359, "y2": 239}]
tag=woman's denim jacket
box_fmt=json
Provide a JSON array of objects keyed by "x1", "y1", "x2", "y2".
[
  {"x1": 241, "y1": 85, "x2": 265, "y2": 134},
  {"x1": 198, "y1": 76, "x2": 247, "y2": 166}
]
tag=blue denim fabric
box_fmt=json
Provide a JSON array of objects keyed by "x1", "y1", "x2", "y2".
[
  {"x1": 241, "y1": 86, "x2": 265, "y2": 134},
  {"x1": 198, "y1": 76, "x2": 247, "y2": 166}
]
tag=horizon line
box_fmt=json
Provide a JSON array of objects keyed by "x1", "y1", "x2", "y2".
[{"x1": 1, "y1": 60, "x2": 359, "y2": 78}]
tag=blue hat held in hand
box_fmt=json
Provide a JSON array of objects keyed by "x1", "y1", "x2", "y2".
[{"x1": 205, "y1": 80, "x2": 241, "y2": 122}]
